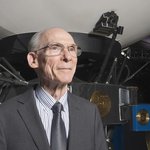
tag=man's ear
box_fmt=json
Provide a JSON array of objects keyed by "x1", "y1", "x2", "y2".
[{"x1": 27, "y1": 52, "x2": 39, "y2": 69}]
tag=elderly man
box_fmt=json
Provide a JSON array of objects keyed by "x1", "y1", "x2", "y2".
[{"x1": 0, "y1": 27, "x2": 108, "y2": 150}]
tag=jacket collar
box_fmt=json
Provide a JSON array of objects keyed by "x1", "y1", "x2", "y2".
[
  {"x1": 67, "y1": 92, "x2": 82, "y2": 150},
  {"x1": 16, "y1": 89, "x2": 83, "y2": 150},
  {"x1": 17, "y1": 88, "x2": 50, "y2": 150}
]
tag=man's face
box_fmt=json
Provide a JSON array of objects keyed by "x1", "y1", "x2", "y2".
[{"x1": 34, "y1": 29, "x2": 78, "y2": 85}]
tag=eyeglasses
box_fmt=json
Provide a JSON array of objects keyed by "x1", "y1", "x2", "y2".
[{"x1": 34, "y1": 43, "x2": 82, "y2": 57}]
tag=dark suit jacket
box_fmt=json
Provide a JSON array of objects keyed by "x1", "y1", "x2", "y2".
[{"x1": 0, "y1": 87, "x2": 108, "y2": 150}]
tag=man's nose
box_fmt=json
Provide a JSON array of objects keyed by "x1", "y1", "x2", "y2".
[{"x1": 61, "y1": 48, "x2": 72, "y2": 60}]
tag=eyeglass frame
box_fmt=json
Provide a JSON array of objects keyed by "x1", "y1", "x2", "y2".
[{"x1": 32, "y1": 42, "x2": 82, "y2": 57}]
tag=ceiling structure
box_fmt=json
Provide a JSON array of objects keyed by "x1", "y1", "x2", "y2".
[{"x1": 0, "y1": 0, "x2": 150, "y2": 48}]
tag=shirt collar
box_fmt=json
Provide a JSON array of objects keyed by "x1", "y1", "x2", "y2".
[{"x1": 35, "y1": 85, "x2": 68, "y2": 111}]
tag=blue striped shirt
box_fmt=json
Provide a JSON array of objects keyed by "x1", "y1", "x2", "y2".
[{"x1": 34, "y1": 86, "x2": 69, "y2": 144}]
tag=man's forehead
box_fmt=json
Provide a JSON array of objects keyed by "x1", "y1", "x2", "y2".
[{"x1": 42, "y1": 30, "x2": 75, "y2": 44}]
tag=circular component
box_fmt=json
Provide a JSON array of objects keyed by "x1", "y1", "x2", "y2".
[
  {"x1": 136, "y1": 109, "x2": 150, "y2": 125},
  {"x1": 90, "y1": 90, "x2": 111, "y2": 117}
]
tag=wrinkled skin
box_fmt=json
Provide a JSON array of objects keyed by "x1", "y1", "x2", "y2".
[{"x1": 27, "y1": 28, "x2": 77, "y2": 99}]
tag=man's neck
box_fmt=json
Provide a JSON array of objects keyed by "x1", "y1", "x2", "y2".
[{"x1": 41, "y1": 84, "x2": 68, "y2": 100}]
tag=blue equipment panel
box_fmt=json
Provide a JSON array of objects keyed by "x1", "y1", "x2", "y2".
[{"x1": 131, "y1": 104, "x2": 150, "y2": 131}]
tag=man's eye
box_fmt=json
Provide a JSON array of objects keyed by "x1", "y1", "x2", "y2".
[
  {"x1": 51, "y1": 45, "x2": 60, "y2": 50},
  {"x1": 69, "y1": 46, "x2": 75, "y2": 51}
]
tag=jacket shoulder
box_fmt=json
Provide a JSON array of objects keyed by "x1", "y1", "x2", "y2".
[
  {"x1": 68, "y1": 92, "x2": 97, "y2": 109},
  {"x1": 0, "y1": 87, "x2": 34, "y2": 112}
]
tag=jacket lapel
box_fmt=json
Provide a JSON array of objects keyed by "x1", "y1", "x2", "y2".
[
  {"x1": 67, "y1": 93, "x2": 83, "y2": 150},
  {"x1": 17, "y1": 89, "x2": 50, "y2": 150}
]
